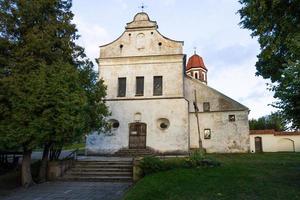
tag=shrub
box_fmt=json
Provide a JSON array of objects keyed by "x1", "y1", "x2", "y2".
[
  {"x1": 139, "y1": 151, "x2": 220, "y2": 176},
  {"x1": 185, "y1": 149, "x2": 206, "y2": 167},
  {"x1": 139, "y1": 156, "x2": 165, "y2": 175}
]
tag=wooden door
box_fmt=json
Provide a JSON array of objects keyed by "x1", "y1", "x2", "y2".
[
  {"x1": 129, "y1": 123, "x2": 146, "y2": 149},
  {"x1": 255, "y1": 137, "x2": 263, "y2": 153}
]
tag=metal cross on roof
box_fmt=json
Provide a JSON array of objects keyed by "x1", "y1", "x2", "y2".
[
  {"x1": 193, "y1": 47, "x2": 197, "y2": 54},
  {"x1": 139, "y1": 2, "x2": 147, "y2": 12}
]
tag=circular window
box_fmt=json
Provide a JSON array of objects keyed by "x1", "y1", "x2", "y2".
[
  {"x1": 157, "y1": 118, "x2": 170, "y2": 130},
  {"x1": 108, "y1": 119, "x2": 120, "y2": 129}
]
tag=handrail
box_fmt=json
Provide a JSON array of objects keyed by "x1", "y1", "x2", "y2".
[
  {"x1": 0, "y1": 151, "x2": 23, "y2": 166},
  {"x1": 64, "y1": 148, "x2": 78, "y2": 160}
]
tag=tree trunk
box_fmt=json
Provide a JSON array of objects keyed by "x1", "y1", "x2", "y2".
[
  {"x1": 38, "y1": 143, "x2": 51, "y2": 183},
  {"x1": 21, "y1": 149, "x2": 34, "y2": 187}
]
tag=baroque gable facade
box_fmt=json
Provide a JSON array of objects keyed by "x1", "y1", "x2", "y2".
[{"x1": 86, "y1": 12, "x2": 250, "y2": 154}]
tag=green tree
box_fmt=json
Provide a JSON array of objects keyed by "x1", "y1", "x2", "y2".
[
  {"x1": 239, "y1": 0, "x2": 300, "y2": 129},
  {"x1": 249, "y1": 112, "x2": 287, "y2": 131},
  {"x1": 0, "y1": 0, "x2": 109, "y2": 186}
]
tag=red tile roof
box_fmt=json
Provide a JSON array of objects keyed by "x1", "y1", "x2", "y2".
[
  {"x1": 250, "y1": 129, "x2": 300, "y2": 136},
  {"x1": 186, "y1": 54, "x2": 207, "y2": 71}
]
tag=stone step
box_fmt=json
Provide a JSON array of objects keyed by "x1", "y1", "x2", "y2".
[
  {"x1": 62, "y1": 159, "x2": 133, "y2": 182},
  {"x1": 70, "y1": 168, "x2": 132, "y2": 172},
  {"x1": 61, "y1": 175, "x2": 132, "y2": 182},
  {"x1": 75, "y1": 161, "x2": 132, "y2": 165},
  {"x1": 74, "y1": 164, "x2": 132, "y2": 169},
  {"x1": 115, "y1": 149, "x2": 155, "y2": 156},
  {"x1": 116, "y1": 150, "x2": 152, "y2": 152},
  {"x1": 67, "y1": 171, "x2": 132, "y2": 176}
]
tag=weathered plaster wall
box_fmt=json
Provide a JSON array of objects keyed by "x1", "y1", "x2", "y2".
[
  {"x1": 86, "y1": 99, "x2": 189, "y2": 154},
  {"x1": 99, "y1": 12, "x2": 183, "y2": 58},
  {"x1": 184, "y1": 76, "x2": 250, "y2": 153},
  {"x1": 189, "y1": 111, "x2": 250, "y2": 153},
  {"x1": 100, "y1": 55, "x2": 185, "y2": 99},
  {"x1": 250, "y1": 134, "x2": 300, "y2": 152}
]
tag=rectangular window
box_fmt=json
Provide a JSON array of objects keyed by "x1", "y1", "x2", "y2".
[
  {"x1": 204, "y1": 129, "x2": 211, "y2": 139},
  {"x1": 203, "y1": 102, "x2": 210, "y2": 112},
  {"x1": 153, "y1": 76, "x2": 163, "y2": 96},
  {"x1": 118, "y1": 77, "x2": 126, "y2": 97},
  {"x1": 136, "y1": 76, "x2": 144, "y2": 96},
  {"x1": 229, "y1": 115, "x2": 236, "y2": 122}
]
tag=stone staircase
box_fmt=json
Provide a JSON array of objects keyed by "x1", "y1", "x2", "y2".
[
  {"x1": 115, "y1": 148, "x2": 155, "y2": 157},
  {"x1": 62, "y1": 159, "x2": 133, "y2": 182}
]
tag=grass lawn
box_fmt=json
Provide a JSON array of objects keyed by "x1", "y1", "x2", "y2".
[
  {"x1": 63, "y1": 143, "x2": 85, "y2": 150},
  {"x1": 125, "y1": 153, "x2": 300, "y2": 200}
]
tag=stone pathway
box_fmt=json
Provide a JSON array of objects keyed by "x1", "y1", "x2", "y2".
[{"x1": 2, "y1": 181, "x2": 131, "y2": 200}]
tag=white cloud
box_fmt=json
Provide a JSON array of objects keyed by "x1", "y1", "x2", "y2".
[
  {"x1": 208, "y1": 57, "x2": 277, "y2": 119},
  {"x1": 73, "y1": 16, "x2": 112, "y2": 68},
  {"x1": 71, "y1": 0, "x2": 277, "y2": 119}
]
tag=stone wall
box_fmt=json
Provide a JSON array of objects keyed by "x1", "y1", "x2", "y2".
[{"x1": 250, "y1": 130, "x2": 300, "y2": 152}]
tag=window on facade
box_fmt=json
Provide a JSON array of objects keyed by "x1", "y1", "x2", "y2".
[
  {"x1": 136, "y1": 76, "x2": 144, "y2": 96},
  {"x1": 153, "y1": 76, "x2": 163, "y2": 96},
  {"x1": 204, "y1": 129, "x2": 211, "y2": 139},
  {"x1": 229, "y1": 115, "x2": 236, "y2": 122},
  {"x1": 195, "y1": 72, "x2": 198, "y2": 79},
  {"x1": 108, "y1": 119, "x2": 120, "y2": 129},
  {"x1": 203, "y1": 102, "x2": 210, "y2": 112},
  {"x1": 118, "y1": 77, "x2": 126, "y2": 97}
]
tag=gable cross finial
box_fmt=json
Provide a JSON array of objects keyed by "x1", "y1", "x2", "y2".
[
  {"x1": 193, "y1": 47, "x2": 197, "y2": 54},
  {"x1": 139, "y1": 2, "x2": 147, "y2": 12}
]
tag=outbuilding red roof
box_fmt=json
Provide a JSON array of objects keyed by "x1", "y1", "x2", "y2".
[{"x1": 186, "y1": 54, "x2": 207, "y2": 71}]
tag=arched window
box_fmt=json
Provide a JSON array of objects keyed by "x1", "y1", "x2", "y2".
[{"x1": 195, "y1": 72, "x2": 198, "y2": 79}]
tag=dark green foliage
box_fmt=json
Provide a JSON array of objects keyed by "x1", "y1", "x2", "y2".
[
  {"x1": 184, "y1": 149, "x2": 205, "y2": 167},
  {"x1": 0, "y1": 0, "x2": 108, "y2": 151},
  {"x1": 139, "y1": 151, "x2": 219, "y2": 176},
  {"x1": 0, "y1": 0, "x2": 109, "y2": 185},
  {"x1": 249, "y1": 112, "x2": 288, "y2": 131},
  {"x1": 125, "y1": 153, "x2": 300, "y2": 200},
  {"x1": 139, "y1": 156, "x2": 165, "y2": 176},
  {"x1": 239, "y1": 0, "x2": 300, "y2": 129}
]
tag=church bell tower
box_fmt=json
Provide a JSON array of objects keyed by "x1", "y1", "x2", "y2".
[{"x1": 186, "y1": 52, "x2": 208, "y2": 84}]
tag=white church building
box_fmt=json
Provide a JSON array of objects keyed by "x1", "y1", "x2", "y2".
[{"x1": 86, "y1": 12, "x2": 250, "y2": 155}]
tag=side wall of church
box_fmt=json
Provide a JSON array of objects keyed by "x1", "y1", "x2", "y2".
[
  {"x1": 189, "y1": 111, "x2": 249, "y2": 153},
  {"x1": 86, "y1": 99, "x2": 189, "y2": 154},
  {"x1": 184, "y1": 77, "x2": 250, "y2": 153}
]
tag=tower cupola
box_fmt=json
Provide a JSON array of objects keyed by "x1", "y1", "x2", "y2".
[{"x1": 186, "y1": 53, "x2": 208, "y2": 84}]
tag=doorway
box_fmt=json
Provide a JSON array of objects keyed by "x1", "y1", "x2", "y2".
[
  {"x1": 255, "y1": 137, "x2": 263, "y2": 153},
  {"x1": 129, "y1": 122, "x2": 147, "y2": 149}
]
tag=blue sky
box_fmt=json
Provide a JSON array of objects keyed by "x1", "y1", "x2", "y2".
[{"x1": 72, "y1": 0, "x2": 276, "y2": 119}]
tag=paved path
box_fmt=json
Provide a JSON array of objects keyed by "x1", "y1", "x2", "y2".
[{"x1": 2, "y1": 182, "x2": 131, "y2": 200}]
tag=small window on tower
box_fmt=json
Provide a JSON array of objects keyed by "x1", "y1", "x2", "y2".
[
  {"x1": 153, "y1": 76, "x2": 163, "y2": 96},
  {"x1": 118, "y1": 77, "x2": 126, "y2": 97},
  {"x1": 203, "y1": 102, "x2": 210, "y2": 112},
  {"x1": 136, "y1": 77, "x2": 144, "y2": 96},
  {"x1": 195, "y1": 72, "x2": 198, "y2": 79}
]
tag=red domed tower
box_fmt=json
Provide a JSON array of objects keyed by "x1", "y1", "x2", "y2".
[{"x1": 186, "y1": 53, "x2": 207, "y2": 84}]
